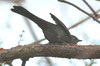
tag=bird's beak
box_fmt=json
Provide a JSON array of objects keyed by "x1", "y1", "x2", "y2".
[{"x1": 79, "y1": 40, "x2": 82, "y2": 42}]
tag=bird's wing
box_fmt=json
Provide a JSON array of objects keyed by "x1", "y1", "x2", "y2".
[{"x1": 50, "y1": 13, "x2": 72, "y2": 39}]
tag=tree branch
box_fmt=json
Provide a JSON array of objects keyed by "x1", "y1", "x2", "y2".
[
  {"x1": 0, "y1": 44, "x2": 100, "y2": 63},
  {"x1": 82, "y1": 0, "x2": 98, "y2": 17},
  {"x1": 58, "y1": 0, "x2": 100, "y2": 23},
  {"x1": 68, "y1": 9, "x2": 100, "y2": 29}
]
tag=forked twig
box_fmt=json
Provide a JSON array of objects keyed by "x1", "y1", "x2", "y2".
[
  {"x1": 58, "y1": 0, "x2": 100, "y2": 23},
  {"x1": 83, "y1": 0, "x2": 98, "y2": 17}
]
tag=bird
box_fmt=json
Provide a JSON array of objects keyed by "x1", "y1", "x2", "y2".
[
  {"x1": 11, "y1": 6, "x2": 82, "y2": 44},
  {"x1": 49, "y1": 13, "x2": 82, "y2": 44}
]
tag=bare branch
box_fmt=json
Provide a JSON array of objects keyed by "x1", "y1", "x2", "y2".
[
  {"x1": 69, "y1": 9, "x2": 100, "y2": 29},
  {"x1": 0, "y1": 44, "x2": 100, "y2": 63},
  {"x1": 32, "y1": 38, "x2": 46, "y2": 44},
  {"x1": 82, "y1": 0, "x2": 98, "y2": 17},
  {"x1": 0, "y1": 0, "x2": 24, "y2": 3},
  {"x1": 58, "y1": 0, "x2": 100, "y2": 23}
]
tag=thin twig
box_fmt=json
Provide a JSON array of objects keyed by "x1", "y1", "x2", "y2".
[
  {"x1": 18, "y1": 30, "x2": 25, "y2": 45},
  {"x1": 23, "y1": 18, "x2": 38, "y2": 41},
  {"x1": 83, "y1": 0, "x2": 98, "y2": 17},
  {"x1": 58, "y1": 0, "x2": 100, "y2": 23},
  {"x1": 0, "y1": 0, "x2": 25, "y2": 3},
  {"x1": 58, "y1": 0, "x2": 91, "y2": 17},
  {"x1": 32, "y1": 38, "x2": 46, "y2": 44},
  {"x1": 68, "y1": 17, "x2": 90, "y2": 29},
  {"x1": 69, "y1": 9, "x2": 100, "y2": 29}
]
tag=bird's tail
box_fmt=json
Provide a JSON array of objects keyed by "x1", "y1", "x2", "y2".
[{"x1": 11, "y1": 6, "x2": 51, "y2": 29}]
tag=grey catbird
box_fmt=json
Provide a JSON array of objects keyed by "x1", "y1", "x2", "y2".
[{"x1": 11, "y1": 6, "x2": 82, "y2": 44}]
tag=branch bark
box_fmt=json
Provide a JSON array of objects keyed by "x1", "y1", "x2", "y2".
[{"x1": 0, "y1": 44, "x2": 100, "y2": 63}]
